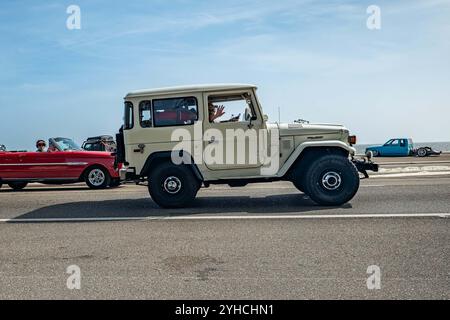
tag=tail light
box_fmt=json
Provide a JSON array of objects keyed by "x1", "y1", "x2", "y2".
[{"x1": 348, "y1": 135, "x2": 357, "y2": 145}]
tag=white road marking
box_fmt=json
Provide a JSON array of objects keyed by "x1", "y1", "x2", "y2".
[
  {"x1": 372, "y1": 171, "x2": 450, "y2": 178},
  {"x1": 378, "y1": 160, "x2": 450, "y2": 166},
  {"x1": 0, "y1": 213, "x2": 448, "y2": 223}
]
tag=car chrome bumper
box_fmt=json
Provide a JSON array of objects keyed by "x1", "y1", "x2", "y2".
[
  {"x1": 119, "y1": 168, "x2": 127, "y2": 181},
  {"x1": 119, "y1": 167, "x2": 137, "y2": 181}
]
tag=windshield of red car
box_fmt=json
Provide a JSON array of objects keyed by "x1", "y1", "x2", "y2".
[{"x1": 52, "y1": 138, "x2": 81, "y2": 151}]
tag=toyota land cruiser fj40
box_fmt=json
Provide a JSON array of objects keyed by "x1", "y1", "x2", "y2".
[{"x1": 116, "y1": 84, "x2": 378, "y2": 208}]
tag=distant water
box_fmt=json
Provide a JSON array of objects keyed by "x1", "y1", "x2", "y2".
[{"x1": 355, "y1": 142, "x2": 450, "y2": 154}]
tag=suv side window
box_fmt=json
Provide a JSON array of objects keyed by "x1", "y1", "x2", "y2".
[
  {"x1": 153, "y1": 97, "x2": 198, "y2": 127},
  {"x1": 208, "y1": 93, "x2": 255, "y2": 123},
  {"x1": 124, "y1": 101, "x2": 134, "y2": 130},
  {"x1": 139, "y1": 101, "x2": 152, "y2": 128}
]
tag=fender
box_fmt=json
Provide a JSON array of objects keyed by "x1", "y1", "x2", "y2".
[
  {"x1": 140, "y1": 151, "x2": 204, "y2": 181},
  {"x1": 276, "y1": 140, "x2": 356, "y2": 177}
]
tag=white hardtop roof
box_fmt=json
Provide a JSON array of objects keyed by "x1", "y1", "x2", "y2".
[{"x1": 125, "y1": 83, "x2": 257, "y2": 98}]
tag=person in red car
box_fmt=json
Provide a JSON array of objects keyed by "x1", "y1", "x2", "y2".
[{"x1": 36, "y1": 140, "x2": 47, "y2": 152}]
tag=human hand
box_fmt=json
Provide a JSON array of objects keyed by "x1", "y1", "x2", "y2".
[
  {"x1": 215, "y1": 105, "x2": 225, "y2": 118},
  {"x1": 210, "y1": 105, "x2": 225, "y2": 121}
]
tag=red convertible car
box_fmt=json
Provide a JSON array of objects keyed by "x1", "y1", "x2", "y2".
[{"x1": 0, "y1": 137, "x2": 120, "y2": 191}]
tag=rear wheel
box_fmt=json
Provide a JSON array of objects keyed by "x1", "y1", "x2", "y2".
[
  {"x1": 303, "y1": 154, "x2": 360, "y2": 206},
  {"x1": 291, "y1": 169, "x2": 305, "y2": 193},
  {"x1": 292, "y1": 181, "x2": 305, "y2": 193},
  {"x1": 85, "y1": 167, "x2": 111, "y2": 189},
  {"x1": 148, "y1": 163, "x2": 200, "y2": 208},
  {"x1": 8, "y1": 182, "x2": 28, "y2": 191},
  {"x1": 417, "y1": 148, "x2": 427, "y2": 157}
]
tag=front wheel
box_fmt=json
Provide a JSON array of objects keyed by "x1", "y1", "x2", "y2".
[
  {"x1": 85, "y1": 167, "x2": 111, "y2": 189},
  {"x1": 8, "y1": 182, "x2": 28, "y2": 191},
  {"x1": 303, "y1": 154, "x2": 360, "y2": 206},
  {"x1": 148, "y1": 163, "x2": 200, "y2": 208}
]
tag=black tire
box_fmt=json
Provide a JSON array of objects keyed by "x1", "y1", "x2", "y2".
[
  {"x1": 372, "y1": 150, "x2": 379, "y2": 157},
  {"x1": 0, "y1": 182, "x2": 3, "y2": 189},
  {"x1": 303, "y1": 154, "x2": 360, "y2": 206},
  {"x1": 85, "y1": 167, "x2": 111, "y2": 189},
  {"x1": 293, "y1": 180, "x2": 304, "y2": 193},
  {"x1": 148, "y1": 163, "x2": 200, "y2": 208},
  {"x1": 417, "y1": 148, "x2": 427, "y2": 157},
  {"x1": 109, "y1": 178, "x2": 121, "y2": 188},
  {"x1": 291, "y1": 167, "x2": 305, "y2": 193},
  {"x1": 8, "y1": 182, "x2": 28, "y2": 191}
]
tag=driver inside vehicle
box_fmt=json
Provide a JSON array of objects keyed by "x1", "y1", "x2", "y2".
[
  {"x1": 208, "y1": 102, "x2": 225, "y2": 122},
  {"x1": 36, "y1": 140, "x2": 47, "y2": 152},
  {"x1": 47, "y1": 140, "x2": 58, "y2": 152},
  {"x1": 208, "y1": 94, "x2": 254, "y2": 123}
]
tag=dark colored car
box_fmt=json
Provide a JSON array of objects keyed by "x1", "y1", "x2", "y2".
[{"x1": 82, "y1": 135, "x2": 117, "y2": 152}]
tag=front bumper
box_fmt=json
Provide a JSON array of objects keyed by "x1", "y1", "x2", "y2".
[{"x1": 352, "y1": 157, "x2": 379, "y2": 178}]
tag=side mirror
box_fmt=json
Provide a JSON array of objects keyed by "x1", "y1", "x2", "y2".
[
  {"x1": 263, "y1": 114, "x2": 269, "y2": 122},
  {"x1": 244, "y1": 108, "x2": 252, "y2": 122}
]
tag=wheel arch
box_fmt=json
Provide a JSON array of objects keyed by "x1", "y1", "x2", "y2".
[
  {"x1": 140, "y1": 151, "x2": 203, "y2": 182},
  {"x1": 281, "y1": 141, "x2": 353, "y2": 178}
]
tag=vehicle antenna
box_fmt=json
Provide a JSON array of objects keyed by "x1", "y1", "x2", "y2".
[{"x1": 278, "y1": 106, "x2": 281, "y2": 124}]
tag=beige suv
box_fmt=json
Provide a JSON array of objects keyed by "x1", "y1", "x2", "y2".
[{"x1": 116, "y1": 84, "x2": 377, "y2": 208}]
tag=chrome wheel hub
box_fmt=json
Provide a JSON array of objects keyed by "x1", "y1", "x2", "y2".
[
  {"x1": 88, "y1": 169, "x2": 105, "y2": 186},
  {"x1": 163, "y1": 176, "x2": 182, "y2": 194},
  {"x1": 321, "y1": 171, "x2": 342, "y2": 191}
]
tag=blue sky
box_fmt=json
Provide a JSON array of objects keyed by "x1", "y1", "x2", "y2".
[{"x1": 0, "y1": 0, "x2": 449, "y2": 150}]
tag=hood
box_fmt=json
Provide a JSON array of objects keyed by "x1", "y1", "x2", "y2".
[{"x1": 267, "y1": 122, "x2": 348, "y2": 137}]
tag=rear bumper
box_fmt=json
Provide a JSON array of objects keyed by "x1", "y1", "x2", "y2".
[{"x1": 119, "y1": 167, "x2": 137, "y2": 181}]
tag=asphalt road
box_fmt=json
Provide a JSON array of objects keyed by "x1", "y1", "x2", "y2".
[
  {"x1": 374, "y1": 153, "x2": 450, "y2": 164},
  {"x1": 0, "y1": 176, "x2": 449, "y2": 299}
]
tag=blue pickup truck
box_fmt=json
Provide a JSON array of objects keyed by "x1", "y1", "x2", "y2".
[{"x1": 365, "y1": 138, "x2": 441, "y2": 157}]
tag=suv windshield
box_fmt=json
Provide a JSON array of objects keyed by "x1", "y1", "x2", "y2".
[{"x1": 50, "y1": 138, "x2": 81, "y2": 151}]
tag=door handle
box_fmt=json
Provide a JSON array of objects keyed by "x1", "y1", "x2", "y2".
[
  {"x1": 133, "y1": 144, "x2": 145, "y2": 153},
  {"x1": 208, "y1": 137, "x2": 217, "y2": 144}
]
